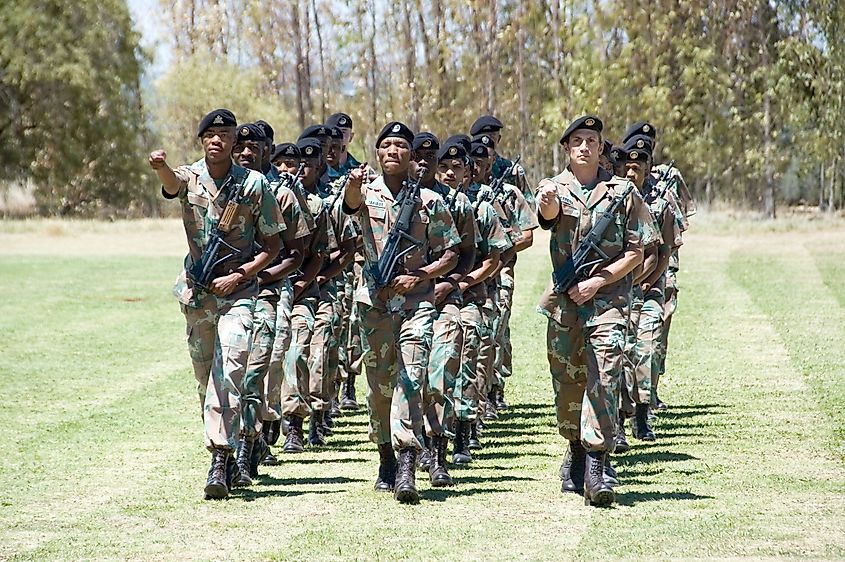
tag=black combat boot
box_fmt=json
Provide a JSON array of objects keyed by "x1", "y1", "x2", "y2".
[
  {"x1": 321, "y1": 410, "x2": 333, "y2": 436},
  {"x1": 632, "y1": 403, "x2": 656, "y2": 441},
  {"x1": 429, "y1": 435, "x2": 454, "y2": 487},
  {"x1": 494, "y1": 385, "x2": 508, "y2": 411},
  {"x1": 583, "y1": 451, "x2": 615, "y2": 507},
  {"x1": 484, "y1": 393, "x2": 499, "y2": 421},
  {"x1": 468, "y1": 421, "x2": 482, "y2": 450},
  {"x1": 559, "y1": 440, "x2": 586, "y2": 494},
  {"x1": 308, "y1": 412, "x2": 326, "y2": 446},
  {"x1": 394, "y1": 448, "x2": 420, "y2": 504},
  {"x1": 204, "y1": 448, "x2": 230, "y2": 500},
  {"x1": 282, "y1": 416, "x2": 305, "y2": 453},
  {"x1": 225, "y1": 453, "x2": 238, "y2": 490},
  {"x1": 604, "y1": 456, "x2": 620, "y2": 487},
  {"x1": 266, "y1": 419, "x2": 281, "y2": 446},
  {"x1": 233, "y1": 437, "x2": 254, "y2": 487},
  {"x1": 615, "y1": 415, "x2": 631, "y2": 453},
  {"x1": 418, "y1": 434, "x2": 432, "y2": 472},
  {"x1": 654, "y1": 392, "x2": 668, "y2": 411},
  {"x1": 453, "y1": 421, "x2": 473, "y2": 465},
  {"x1": 340, "y1": 375, "x2": 359, "y2": 411},
  {"x1": 375, "y1": 443, "x2": 397, "y2": 492},
  {"x1": 249, "y1": 433, "x2": 268, "y2": 479}
]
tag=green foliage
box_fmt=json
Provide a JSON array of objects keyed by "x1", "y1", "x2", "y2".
[{"x1": 0, "y1": 0, "x2": 151, "y2": 215}]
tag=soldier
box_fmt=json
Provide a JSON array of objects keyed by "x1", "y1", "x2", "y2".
[
  {"x1": 470, "y1": 115, "x2": 536, "y2": 211},
  {"x1": 148, "y1": 108, "x2": 282, "y2": 500},
  {"x1": 622, "y1": 122, "x2": 694, "y2": 410},
  {"x1": 279, "y1": 138, "x2": 332, "y2": 453},
  {"x1": 326, "y1": 112, "x2": 364, "y2": 176},
  {"x1": 411, "y1": 133, "x2": 477, "y2": 485},
  {"x1": 536, "y1": 115, "x2": 656, "y2": 507},
  {"x1": 343, "y1": 121, "x2": 460, "y2": 504},
  {"x1": 471, "y1": 134, "x2": 538, "y2": 419},
  {"x1": 254, "y1": 119, "x2": 279, "y2": 181}
]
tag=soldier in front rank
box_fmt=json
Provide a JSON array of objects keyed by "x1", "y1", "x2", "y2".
[
  {"x1": 622, "y1": 122, "x2": 694, "y2": 410},
  {"x1": 466, "y1": 138, "x2": 519, "y2": 453},
  {"x1": 343, "y1": 121, "x2": 460, "y2": 504},
  {"x1": 279, "y1": 139, "x2": 332, "y2": 453},
  {"x1": 444, "y1": 138, "x2": 512, "y2": 468},
  {"x1": 535, "y1": 115, "x2": 656, "y2": 507},
  {"x1": 411, "y1": 133, "x2": 477, "y2": 484},
  {"x1": 470, "y1": 115, "x2": 536, "y2": 212},
  {"x1": 148, "y1": 108, "x2": 282, "y2": 500},
  {"x1": 471, "y1": 134, "x2": 537, "y2": 419}
]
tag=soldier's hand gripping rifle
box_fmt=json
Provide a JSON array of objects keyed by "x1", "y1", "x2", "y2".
[
  {"x1": 472, "y1": 156, "x2": 521, "y2": 212},
  {"x1": 369, "y1": 166, "x2": 427, "y2": 290},
  {"x1": 552, "y1": 183, "x2": 634, "y2": 294},
  {"x1": 652, "y1": 159, "x2": 678, "y2": 202},
  {"x1": 318, "y1": 172, "x2": 352, "y2": 220},
  {"x1": 188, "y1": 179, "x2": 243, "y2": 292}
]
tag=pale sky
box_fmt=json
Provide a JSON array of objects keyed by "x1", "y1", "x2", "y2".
[{"x1": 127, "y1": 0, "x2": 171, "y2": 76}]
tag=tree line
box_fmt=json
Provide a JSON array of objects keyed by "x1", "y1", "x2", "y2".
[{"x1": 1, "y1": 0, "x2": 843, "y2": 216}]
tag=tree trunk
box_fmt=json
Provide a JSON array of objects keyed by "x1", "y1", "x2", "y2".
[{"x1": 311, "y1": 0, "x2": 327, "y2": 122}]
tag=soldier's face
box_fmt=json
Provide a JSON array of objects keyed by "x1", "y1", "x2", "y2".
[
  {"x1": 339, "y1": 127, "x2": 354, "y2": 146},
  {"x1": 472, "y1": 155, "x2": 492, "y2": 181},
  {"x1": 201, "y1": 127, "x2": 235, "y2": 163},
  {"x1": 262, "y1": 141, "x2": 272, "y2": 165},
  {"x1": 274, "y1": 157, "x2": 300, "y2": 175},
  {"x1": 624, "y1": 161, "x2": 647, "y2": 188},
  {"x1": 377, "y1": 137, "x2": 411, "y2": 175},
  {"x1": 412, "y1": 149, "x2": 437, "y2": 182},
  {"x1": 489, "y1": 131, "x2": 502, "y2": 146},
  {"x1": 232, "y1": 140, "x2": 263, "y2": 171},
  {"x1": 300, "y1": 158, "x2": 321, "y2": 187},
  {"x1": 437, "y1": 158, "x2": 466, "y2": 189},
  {"x1": 565, "y1": 130, "x2": 601, "y2": 167},
  {"x1": 326, "y1": 139, "x2": 343, "y2": 167}
]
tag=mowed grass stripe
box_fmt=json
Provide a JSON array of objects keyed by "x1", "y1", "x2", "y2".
[{"x1": 573, "y1": 232, "x2": 845, "y2": 560}]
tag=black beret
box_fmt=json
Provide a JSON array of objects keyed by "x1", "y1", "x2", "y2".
[
  {"x1": 412, "y1": 132, "x2": 440, "y2": 151},
  {"x1": 470, "y1": 115, "x2": 503, "y2": 136},
  {"x1": 473, "y1": 133, "x2": 496, "y2": 150},
  {"x1": 254, "y1": 120, "x2": 274, "y2": 142},
  {"x1": 623, "y1": 121, "x2": 657, "y2": 143},
  {"x1": 236, "y1": 123, "x2": 266, "y2": 143},
  {"x1": 296, "y1": 138, "x2": 323, "y2": 159},
  {"x1": 376, "y1": 121, "x2": 414, "y2": 148},
  {"x1": 438, "y1": 141, "x2": 467, "y2": 162},
  {"x1": 197, "y1": 108, "x2": 237, "y2": 137},
  {"x1": 326, "y1": 112, "x2": 353, "y2": 129},
  {"x1": 470, "y1": 140, "x2": 491, "y2": 158},
  {"x1": 271, "y1": 142, "x2": 300, "y2": 161},
  {"x1": 609, "y1": 146, "x2": 622, "y2": 163},
  {"x1": 559, "y1": 115, "x2": 603, "y2": 145},
  {"x1": 298, "y1": 124, "x2": 331, "y2": 140},
  {"x1": 624, "y1": 134, "x2": 654, "y2": 154},
  {"x1": 328, "y1": 126, "x2": 344, "y2": 140},
  {"x1": 444, "y1": 134, "x2": 472, "y2": 155}
]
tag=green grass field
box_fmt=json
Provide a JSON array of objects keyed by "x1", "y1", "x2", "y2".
[{"x1": 1, "y1": 215, "x2": 844, "y2": 561}]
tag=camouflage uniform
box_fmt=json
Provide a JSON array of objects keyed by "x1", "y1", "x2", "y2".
[
  {"x1": 536, "y1": 167, "x2": 656, "y2": 452},
  {"x1": 493, "y1": 154, "x2": 536, "y2": 213},
  {"x1": 459, "y1": 191, "x2": 512, "y2": 422},
  {"x1": 346, "y1": 176, "x2": 460, "y2": 450},
  {"x1": 253, "y1": 175, "x2": 313, "y2": 429},
  {"x1": 166, "y1": 158, "x2": 282, "y2": 450},
  {"x1": 424, "y1": 182, "x2": 477, "y2": 437}
]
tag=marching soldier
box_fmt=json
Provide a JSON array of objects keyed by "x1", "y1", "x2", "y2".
[
  {"x1": 148, "y1": 109, "x2": 282, "y2": 500},
  {"x1": 536, "y1": 115, "x2": 656, "y2": 507},
  {"x1": 343, "y1": 121, "x2": 460, "y2": 504},
  {"x1": 470, "y1": 115, "x2": 536, "y2": 211}
]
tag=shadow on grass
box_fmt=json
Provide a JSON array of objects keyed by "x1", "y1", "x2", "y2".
[
  {"x1": 280, "y1": 456, "x2": 370, "y2": 464},
  {"x1": 421, "y1": 485, "x2": 516, "y2": 502},
  {"x1": 256, "y1": 475, "x2": 367, "y2": 486},
  {"x1": 233, "y1": 488, "x2": 344, "y2": 501},
  {"x1": 615, "y1": 490, "x2": 714, "y2": 506}
]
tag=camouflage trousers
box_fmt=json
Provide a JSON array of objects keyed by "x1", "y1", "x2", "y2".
[
  {"x1": 345, "y1": 263, "x2": 365, "y2": 381},
  {"x1": 494, "y1": 270, "x2": 515, "y2": 387},
  {"x1": 358, "y1": 302, "x2": 434, "y2": 450},
  {"x1": 622, "y1": 288, "x2": 663, "y2": 414},
  {"x1": 656, "y1": 270, "x2": 679, "y2": 377},
  {"x1": 476, "y1": 296, "x2": 499, "y2": 419},
  {"x1": 336, "y1": 270, "x2": 356, "y2": 382},
  {"x1": 181, "y1": 293, "x2": 256, "y2": 450},
  {"x1": 281, "y1": 297, "x2": 316, "y2": 419},
  {"x1": 262, "y1": 280, "x2": 293, "y2": 423},
  {"x1": 247, "y1": 293, "x2": 279, "y2": 433},
  {"x1": 547, "y1": 310, "x2": 626, "y2": 452},
  {"x1": 424, "y1": 302, "x2": 462, "y2": 437},
  {"x1": 309, "y1": 285, "x2": 338, "y2": 413},
  {"x1": 454, "y1": 301, "x2": 483, "y2": 422}
]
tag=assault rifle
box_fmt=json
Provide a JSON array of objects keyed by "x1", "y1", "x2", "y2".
[
  {"x1": 188, "y1": 177, "x2": 243, "y2": 292},
  {"x1": 652, "y1": 160, "x2": 678, "y2": 202},
  {"x1": 318, "y1": 173, "x2": 351, "y2": 220},
  {"x1": 473, "y1": 155, "x2": 521, "y2": 212},
  {"x1": 552, "y1": 183, "x2": 634, "y2": 294},
  {"x1": 368, "y1": 167, "x2": 427, "y2": 289}
]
